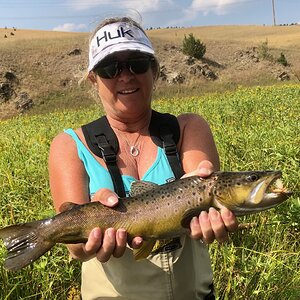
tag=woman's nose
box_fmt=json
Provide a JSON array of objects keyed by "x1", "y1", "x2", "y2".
[{"x1": 117, "y1": 65, "x2": 134, "y2": 80}]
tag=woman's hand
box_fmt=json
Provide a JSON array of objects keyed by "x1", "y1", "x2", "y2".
[
  {"x1": 80, "y1": 188, "x2": 143, "y2": 263},
  {"x1": 184, "y1": 160, "x2": 239, "y2": 244}
]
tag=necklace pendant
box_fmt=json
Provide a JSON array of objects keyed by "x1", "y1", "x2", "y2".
[{"x1": 130, "y1": 146, "x2": 139, "y2": 157}]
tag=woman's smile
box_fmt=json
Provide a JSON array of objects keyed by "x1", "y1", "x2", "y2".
[{"x1": 118, "y1": 88, "x2": 139, "y2": 95}]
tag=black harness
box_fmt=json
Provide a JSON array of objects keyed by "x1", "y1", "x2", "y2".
[{"x1": 81, "y1": 110, "x2": 184, "y2": 197}]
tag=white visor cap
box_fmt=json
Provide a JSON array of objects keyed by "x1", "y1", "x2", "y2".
[{"x1": 88, "y1": 22, "x2": 155, "y2": 72}]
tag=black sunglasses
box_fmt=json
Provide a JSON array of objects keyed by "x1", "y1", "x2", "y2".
[{"x1": 94, "y1": 56, "x2": 155, "y2": 79}]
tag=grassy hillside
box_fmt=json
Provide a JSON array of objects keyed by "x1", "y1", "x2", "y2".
[{"x1": 0, "y1": 25, "x2": 300, "y2": 119}]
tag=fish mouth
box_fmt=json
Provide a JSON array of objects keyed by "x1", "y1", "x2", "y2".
[
  {"x1": 265, "y1": 176, "x2": 292, "y2": 198},
  {"x1": 236, "y1": 171, "x2": 292, "y2": 215}
]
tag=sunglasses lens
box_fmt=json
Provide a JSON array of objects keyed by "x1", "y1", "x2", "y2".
[
  {"x1": 127, "y1": 58, "x2": 152, "y2": 74},
  {"x1": 94, "y1": 56, "x2": 154, "y2": 79},
  {"x1": 95, "y1": 62, "x2": 119, "y2": 79}
]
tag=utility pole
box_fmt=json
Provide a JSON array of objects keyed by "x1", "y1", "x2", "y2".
[{"x1": 272, "y1": 0, "x2": 276, "y2": 26}]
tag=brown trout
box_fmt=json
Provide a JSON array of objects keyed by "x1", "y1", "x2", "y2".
[{"x1": 0, "y1": 171, "x2": 292, "y2": 271}]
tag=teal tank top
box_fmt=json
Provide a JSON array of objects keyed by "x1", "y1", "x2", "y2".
[{"x1": 65, "y1": 129, "x2": 176, "y2": 196}]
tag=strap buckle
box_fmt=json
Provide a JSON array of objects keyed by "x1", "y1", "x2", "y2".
[
  {"x1": 163, "y1": 141, "x2": 178, "y2": 156},
  {"x1": 98, "y1": 144, "x2": 117, "y2": 164}
]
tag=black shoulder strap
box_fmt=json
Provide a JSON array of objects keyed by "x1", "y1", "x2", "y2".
[
  {"x1": 81, "y1": 116, "x2": 126, "y2": 197},
  {"x1": 149, "y1": 110, "x2": 184, "y2": 179}
]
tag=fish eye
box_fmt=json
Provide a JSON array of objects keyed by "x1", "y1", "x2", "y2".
[{"x1": 247, "y1": 174, "x2": 259, "y2": 182}]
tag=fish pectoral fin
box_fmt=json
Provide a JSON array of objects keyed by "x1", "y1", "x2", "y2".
[
  {"x1": 129, "y1": 181, "x2": 158, "y2": 197},
  {"x1": 181, "y1": 207, "x2": 209, "y2": 228},
  {"x1": 133, "y1": 240, "x2": 156, "y2": 260},
  {"x1": 59, "y1": 202, "x2": 80, "y2": 213}
]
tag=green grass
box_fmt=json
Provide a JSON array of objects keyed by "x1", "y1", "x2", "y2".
[{"x1": 0, "y1": 84, "x2": 299, "y2": 299}]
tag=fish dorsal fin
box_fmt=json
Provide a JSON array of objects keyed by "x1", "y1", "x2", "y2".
[
  {"x1": 181, "y1": 207, "x2": 209, "y2": 228},
  {"x1": 133, "y1": 240, "x2": 156, "y2": 260},
  {"x1": 129, "y1": 181, "x2": 158, "y2": 197},
  {"x1": 59, "y1": 202, "x2": 80, "y2": 213}
]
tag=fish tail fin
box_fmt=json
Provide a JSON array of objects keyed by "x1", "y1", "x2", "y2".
[{"x1": 0, "y1": 221, "x2": 54, "y2": 271}]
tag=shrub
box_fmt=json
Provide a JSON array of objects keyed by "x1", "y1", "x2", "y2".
[
  {"x1": 277, "y1": 52, "x2": 288, "y2": 66},
  {"x1": 258, "y1": 39, "x2": 273, "y2": 61},
  {"x1": 182, "y1": 33, "x2": 206, "y2": 59}
]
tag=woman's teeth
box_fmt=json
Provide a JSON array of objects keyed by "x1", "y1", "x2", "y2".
[{"x1": 119, "y1": 88, "x2": 138, "y2": 95}]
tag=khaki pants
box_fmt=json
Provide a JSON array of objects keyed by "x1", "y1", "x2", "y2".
[{"x1": 81, "y1": 236, "x2": 214, "y2": 300}]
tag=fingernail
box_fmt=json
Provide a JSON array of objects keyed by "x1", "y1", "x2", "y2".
[
  {"x1": 199, "y1": 168, "x2": 211, "y2": 176},
  {"x1": 106, "y1": 228, "x2": 114, "y2": 238},
  {"x1": 191, "y1": 216, "x2": 199, "y2": 226},
  {"x1": 118, "y1": 229, "x2": 126, "y2": 239},
  {"x1": 209, "y1": 208, "x2": 219, "y2": 220},
  {"x1": 135, "y1": 237, "x2": 143, "y2": 245},
  {"x1": 200, "y1": 211, "x2": 209, "y2": 221},
  {"x1": 108, "y1": 196, "x2": 118, "y2": 205},
  {"x1": 93, "y1": 228, "x2": 101, "y2": 239}
]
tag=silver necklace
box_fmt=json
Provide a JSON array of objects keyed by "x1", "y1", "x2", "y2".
[{"x1": 116, "y1": 130, "x2": 142, "y2": 157}]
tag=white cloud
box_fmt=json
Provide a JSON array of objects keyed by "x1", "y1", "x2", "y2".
[
  {"x1": 188, "y1": 0, "x2": 249, "y2": 15},
  {"x1": 52, "y1": 23, "x2": 87, "y2": 32},
  {"x1": 176, "y1": 0, "x2": 250, "y2": 26},
  {"x1": 69, "y1": 0, "x2": 173, "y2": 13}
]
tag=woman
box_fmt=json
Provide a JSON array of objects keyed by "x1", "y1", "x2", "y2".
[{"x1": 49, "y1": 17, "x2": 238, "y2": 300}]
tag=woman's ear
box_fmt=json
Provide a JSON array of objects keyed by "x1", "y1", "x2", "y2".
[{"x1": 88, "y1": 72, "x2": 98, "y2": 86}]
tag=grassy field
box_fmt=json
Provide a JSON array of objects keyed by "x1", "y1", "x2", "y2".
[
  {"x1": 148, "y1": 24, "x2": 300, "y2": 48},
  {"x1": 0, "y1": 84, "x2": 299, "y2": 299},
  {"x1": 1, "y1": 25, "x2": 300, "y2": 47}
]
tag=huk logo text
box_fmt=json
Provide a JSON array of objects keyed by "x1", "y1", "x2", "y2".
[{"x1": 97, "y1": 27, "x2": 134, "y2": 47}]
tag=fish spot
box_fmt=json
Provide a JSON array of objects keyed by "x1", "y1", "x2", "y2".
[
  {"x1": 200, "y1": 197, "x2": 203, "y2": 202},
  {"x1": 167, "y1": 202, "x2": 170, "y2": 206},
  {"x1": 177, "y1": 196, "x2": 181, "y2": 200},
  {"x1": 188, "y1": 200, "x2": 191, "y2": 205},
  {"x1": 146, "y1": 201, "x2": 149, "y2": 205}
]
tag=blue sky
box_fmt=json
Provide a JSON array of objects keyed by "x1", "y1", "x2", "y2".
[{"x1": 0, "y1": 0, "x2": 299, "y2": 32}]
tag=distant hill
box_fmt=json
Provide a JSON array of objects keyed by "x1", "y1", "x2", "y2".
[{"x1": 0, "y1": 25, "x2": 299, "y2": 119}]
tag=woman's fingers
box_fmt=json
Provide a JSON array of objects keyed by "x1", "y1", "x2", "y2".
[
  {"x1": 182, "y1": 160, "x2": 214, "y2": 178},
  {"x1": 220, "y1": 207, "x2": 239, "y2": 232},
  {"x1": 96, "y1": 228, "x2": 117, "y2": 263},
  {"x1": 190, "y1": 207, "x2": 239, "y2": 244},
  {"x1": 92, "y1": 188, "x2": 119, "y2": 207},
  {"x1": 113, "y1": 229, "x2": 128, "y2": 258},
  {"x1": 84, "y1": 227, "x2": 103, "y2": 256}
]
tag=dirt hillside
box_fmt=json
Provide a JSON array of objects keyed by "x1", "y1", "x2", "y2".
[{"x1": 0, "y1": 25, "x2": 299, "y2": 119}]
